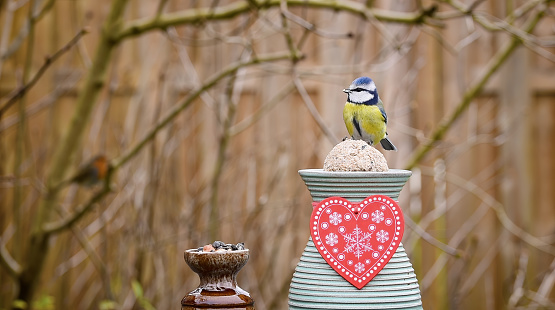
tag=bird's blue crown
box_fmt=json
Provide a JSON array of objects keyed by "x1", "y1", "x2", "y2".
[
  {"x1": 345, "y1": 76, "x2": 379, "y2": 105},
  {"x1": 353, "y1": 76, "x2": 373, "y2": 86}
]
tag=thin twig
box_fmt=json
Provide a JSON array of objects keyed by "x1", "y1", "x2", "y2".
[
  {"x1": 292, "y1": 75, "x2": 339, "y2": 145},
  {"x1": 0, "y1": 0, "x2": 55, "y2": 61},
  {"x1": 445, "y1": 0, "x2": 542, "y2": 32},
  {"x1": 280, "y1": 8, "x2": 354, "y2": 40},
  {"x1": 444, "y1": 0, "x2": 555, "y2": 62},
  {"x1": 508, "y1": 249, "x2": 528, "y2": 308},
  {"x1": 458, "y1": 233, "x2": 504, "y2": 297},
  {"x1": 41, "y1": 185, "x2": 112, "y2": 235},
  {"x1": 0, "y1": 0, "x2": 17, "y2": 81},
  {"x1": 0, "y1": 71, "x2": 82, "y2": 132},
  {"x1": 12, "y1": 0, "x2": 39, "y2": 265},
  {"x1": 279, "y1": 1, "x2": 302, "y2": 62},
  {"x1": 406, "y1": 162, "x2": 498, "y2": 249},
  {"x1": 230, "y1": 81, "x2": 296, "y2": 136},
  {"x1": 404, "y1": 216, "x2": 461, "y2": 257},
  {"x1": 156, "y1": 0, "x2": 170, "y2": 16},
  {"x1": 443, "y1": 169, "x2": 555, "y2": 255},
  {"x1": 537, "y1": 258, "x2": 555, "y2": 299},
  {"x1": 0, "y1": 28, "x2": 88, "y2": 117},
  {"x1": 0, "y1": 238, "x2": 22, "y2": 278},
  {"x1": 167, "y1": 27, "x2": 217, "y2": 108},
  {"x1": 524, "y1": 290, "x2": 555, "y2": 309},
  {"x1": 209, "y1": 73, "x2": 239, "y2": 240},
  {"x1": 66, "y1": 217, "x2": 115, "y2": 300}
]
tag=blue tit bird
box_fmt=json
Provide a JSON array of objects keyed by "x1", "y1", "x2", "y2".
[{"x1": 342, "y1": 76, "x2": 397, "y2": 151}]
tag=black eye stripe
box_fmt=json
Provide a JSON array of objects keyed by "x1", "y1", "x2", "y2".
[{"x1": 352, "y1": 87, "x2": 368, "y2": 92}]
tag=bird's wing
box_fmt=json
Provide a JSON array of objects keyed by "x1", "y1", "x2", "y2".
[
  {"x1": 343, "y1": 103, "x2": 355, "y2": 136},
  {"x1": 377, "y1": 98, "x2": 387, "y2": 124}
]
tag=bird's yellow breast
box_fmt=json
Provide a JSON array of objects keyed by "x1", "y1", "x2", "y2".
[{"x1": 343, "y1": 102, "x2": 386, "y2": 144}]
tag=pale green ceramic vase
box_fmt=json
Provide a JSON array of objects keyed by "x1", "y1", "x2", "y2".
[{"x1": 288, "y1": 169, "x2": 422, "y2": 309}]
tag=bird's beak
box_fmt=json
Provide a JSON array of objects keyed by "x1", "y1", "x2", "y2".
[{"x1": 343, "y1": 89, "x2": 350, "y2": 93}]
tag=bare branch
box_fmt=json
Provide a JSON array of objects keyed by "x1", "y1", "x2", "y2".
[
  {"x1": 405, "y1": 8, "x2": 545, "y2": 170},
  {"x1": 0, "y1": 70, "x2": 82, "y2": 132},
  {"x1": 112, "y1": 51, "x2": 298, "y2": 171},
  {"x1": 54, "y1": 202, "x2": 115, "y2": 300},
  {"x1": 458, "y1": 234, "x2": 504, "y2": 297},
  {"x1": 442, "y1": 169, "x2": 555, "y2": 255},
  {"x1": 508, "y1": 249, "x2": 528, "y2": 308},
  {"x1": 70, "y1": 224, "x2": 114, "y2": 300},
  {"x1": 209, "y1": 72, "x2": 240, "y2": 240},
  {"x1": 404, "y1": 216, "x2": 461, "y2": 257},
  {"x1": 0, "y1": 0, "x2": 55, "y2": 61},
  {"x1": 156, "y1": 0, "x2": 170, "y2": 16},
  {"x1": 537, "y1": 258, "x2": 555, "y2": 300},
  {"x1": 0, "y1": 28, "x2": 88, "y2": 117},
  {"x1": 279, "y1": 4, "x2": 300, "y2": 62},
  {"x1": 444, "y1": 0, "x2": 555, "y2": 63},
  {"x1": 113, "y1": 0, "x2": 440, "y2": 42},
  {"x1": 293, "y1": 75, "x2": 340, "y2": 145},
  {"x1": 444, "y1": 0, "x2": 542, "y2": 32},
  {"x1": 230, "y1": 81, "x2": 296, "y2": 136},
  {"x1": 0, "y1": 238, "x2": 22, "y2": 278},
  {"x1": 280, "y1": 8, "x2": 353, "y2": 40},
  {"x1": 41, "y1": 184, "x2": 112, "y2": 235},
  {"x1": 524, "y1": 290, "x2": 555, "y2": 308}
]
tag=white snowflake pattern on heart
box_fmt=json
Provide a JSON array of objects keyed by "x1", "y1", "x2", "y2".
[
  {"x1": 354, "y1": 262, "x2": 366, "y2": 273},
  {"x1": 376, "y1": 230, "x2": 389, "y2": 243},
  {"x1": 342, "y1": 225, "x2": 373, "y2": 259},
  {"x1": 325, "y1": 232, "x2": 338, "y2": 246},
  {"x1": 329, "y1": 212, "x2": 342, "y2": 225},
  {"x1": 371, "y1": 210, "x2": 384, "y2": 223}
]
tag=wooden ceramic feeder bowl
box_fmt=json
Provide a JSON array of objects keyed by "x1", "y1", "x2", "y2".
[{"x1": 182, "y1": 249, "x2": 254, "y2": 309}]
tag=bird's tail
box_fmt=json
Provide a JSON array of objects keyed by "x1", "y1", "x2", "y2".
[{"x1": 380, "y1": 137, "x2": 397, "y2": 151}]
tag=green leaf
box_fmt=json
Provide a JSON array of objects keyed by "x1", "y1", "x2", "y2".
[
  {"x1": 32, "y1": 295, "x2": 55, "y2": 310},
  {"x1": 131, "y1": 280, "x2": 144, "y2": 298},
  {"x1": 99, "y1": 300, "x2": 118, "y2": 310},
  {"x1": 11, "y1": 300, "x2": 28, "y2": 309},
  {"x1": 131, "y1": 280, "x2": 157, "y2": 310}
]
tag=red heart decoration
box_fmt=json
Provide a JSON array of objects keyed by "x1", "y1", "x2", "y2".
[{"x1": 310, "y1": 195, "x2": 404, "y2": 289}]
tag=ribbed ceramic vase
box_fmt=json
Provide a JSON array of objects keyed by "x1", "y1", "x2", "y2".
[{"x1": 288, "y1": 168, "x2": 422, "y2": 309}]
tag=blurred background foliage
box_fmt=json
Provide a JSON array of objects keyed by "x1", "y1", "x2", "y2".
[{"x1": 1, "y1": 0, "x2": 555, "y2": 309}]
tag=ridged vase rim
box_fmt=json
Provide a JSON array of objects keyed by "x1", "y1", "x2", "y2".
[{"x1": 299, "y1": 168, "x2": 412, "y2": 178}]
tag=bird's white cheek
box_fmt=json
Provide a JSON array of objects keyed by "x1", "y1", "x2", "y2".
[{"x1": 350, "y1": 91, "x2": 373, "y2": 103}]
